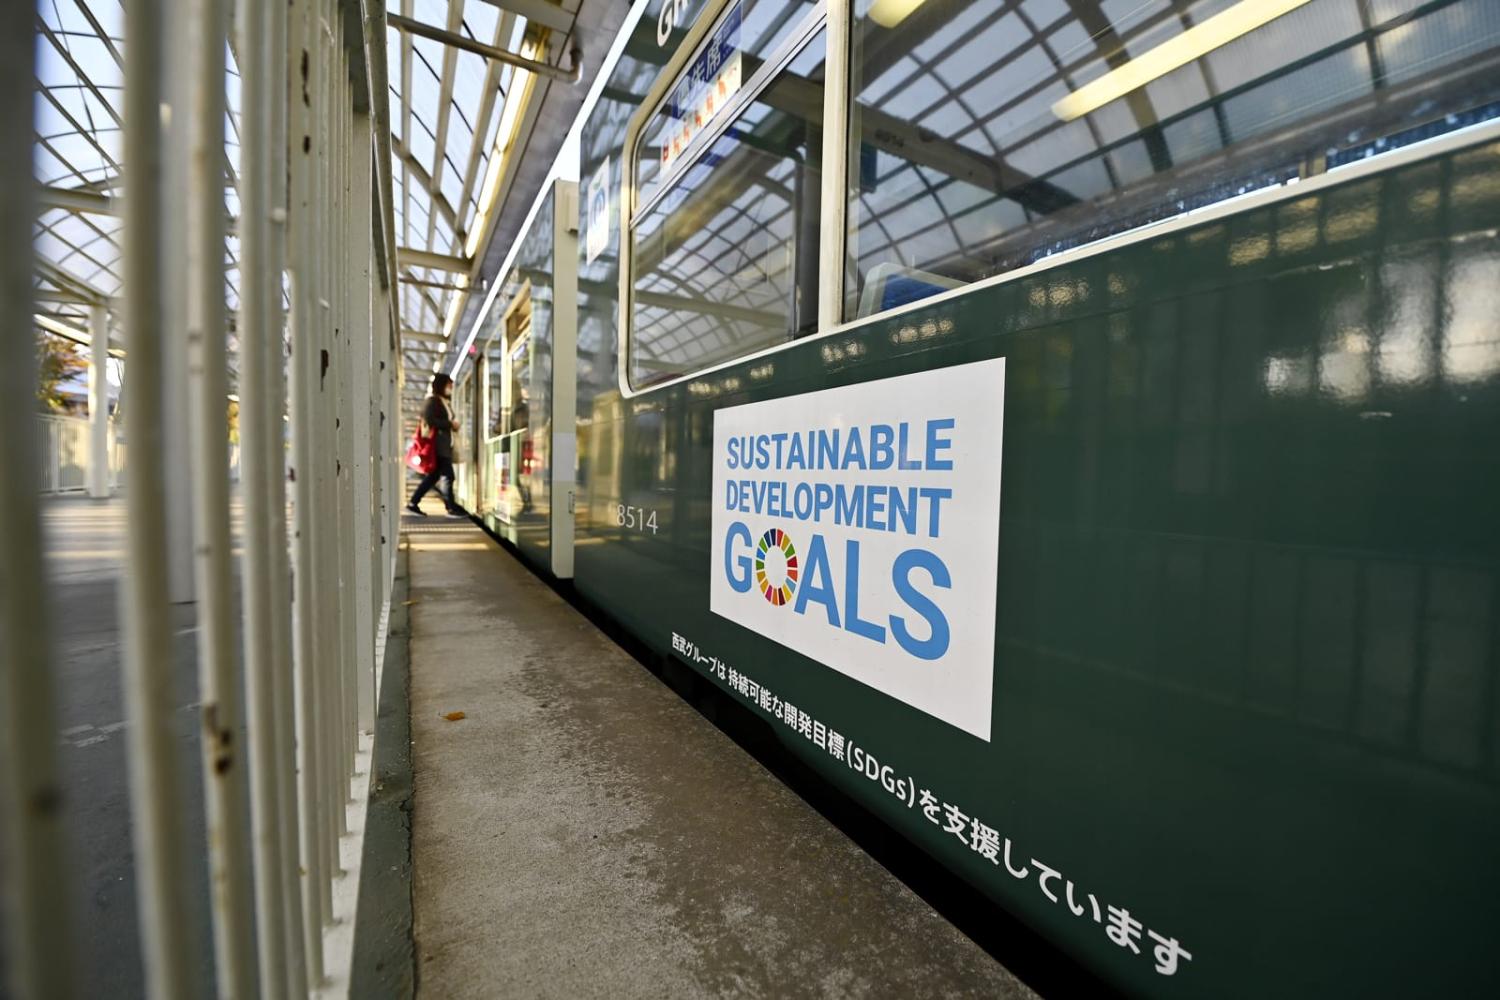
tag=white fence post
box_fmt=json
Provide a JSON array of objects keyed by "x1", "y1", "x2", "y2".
[
  {"x1": 0, "y1": 1, "x2": 74, "y2": 992},
  {"x1": 120, "y1": 0, "x2": 197, "y2": 994},
  {"x1": 267, "y1": 2, "x2": 311, "y2": 993},
  {"x1": 286, "y1": 0, "x2": 328, "y2": 980},
  {"x1": 185, "y1": 0, "x2": 258, "y2": 993},
  {"x1": 237, "y1": 0, "x2": 298, "y2": 994},
  {"x1": 88, "y1": 303, "x2": 111, "y2": 498},
  {"x1": 353, "y1": 110, "x2": 376, "y2": 734}
]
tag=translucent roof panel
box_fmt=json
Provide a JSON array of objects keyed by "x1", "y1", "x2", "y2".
[
  {"x1": 388, "y1": 2, "x2": 531, "y2": 379},
  {"x1": 33, "y1": 0, "x2": 243, "y2": 369}
]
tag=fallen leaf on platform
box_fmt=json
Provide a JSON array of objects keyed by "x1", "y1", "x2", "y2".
[
  {"x1": 403, "y1": 599, "x2": 419, "y2": 606},
  {"x1": 442, "y1": 711, "x2": 466, "y2": 722}
]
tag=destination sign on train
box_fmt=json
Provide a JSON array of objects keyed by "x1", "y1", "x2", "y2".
[{"x1": 657, "y1": 3, "x2": 743, "y2": 173}]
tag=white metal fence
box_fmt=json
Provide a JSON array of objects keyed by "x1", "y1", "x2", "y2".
[
  {"x1": 2, "y1": 2, "x2": 404, "y2": 999},
  {"x1": 35, "y1": 412, "x2": 121, "y2": 494}
]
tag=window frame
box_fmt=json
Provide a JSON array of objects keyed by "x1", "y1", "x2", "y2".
[{"x1": 618, "y1": 0, "x2": 840, "y2": 397}]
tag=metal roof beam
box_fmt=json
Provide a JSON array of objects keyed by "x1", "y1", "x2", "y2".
[
  {"x1": 386, "y1": 12, "x2": 582, "y2": 82},
  {"x1": 34, "y1": 259, "x2": 109, "y2": 305},
  {"x1": 38, "y1": 185, "x2": 119, "y2": 216},
  {"x1": 424, "y1": 2, "x2": 466, "y2": 261},
  {"x1": 399, "y1": 274, "x2": 468, "y2": 291},
  {"x1": 35, "y1": 288, "x2": 98, "y2": 306},
  {"x1": 398, "y1": 246, "x2": 471, "y2": 273},
  {"x1": 34, "y1": 313, "x2": 125, "y2": 356},
  {"x1": 391, "y1": 137, "x2": 461, "y2": 232},
  {"x1": 38, "y1": 185, "x2": 250, "y2": 234}
]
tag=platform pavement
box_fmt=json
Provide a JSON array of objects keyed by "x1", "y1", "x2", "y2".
[{"x1": 401, "y1": 501, "x2": 1036, "y2": 999}]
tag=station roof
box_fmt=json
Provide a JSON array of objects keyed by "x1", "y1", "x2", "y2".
[
  {"x1": 33, "y1": 0, "x2": 241, "y2": 364},
  {"x1": 387, "y1": 0, "x2": 611, "y2": 415},
  {"x1": 387, "y1": 0, "x2": 531, "y2": 393},
  {"x1": 28, "y1": 0, "x2": 603, "y2": 418}
]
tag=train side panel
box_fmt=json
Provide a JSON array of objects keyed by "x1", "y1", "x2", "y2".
[
  {"x1": 576, "y1": 49, "x2": 1500, "y2": 1000},
  {"x1": 567, "y1": 3, "x2": 1500, "y2": 996}
]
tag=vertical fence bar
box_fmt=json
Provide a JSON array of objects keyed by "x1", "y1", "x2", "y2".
[
  {"x1": 162, "y1": 1, "x2": 197, "y2": 606},
  {"x1": 376, "y1": 286, "x2": 389, "y2": 617},
  {"x1": 186, "y1": 0, "x2": 258, "y2": 994},
  {"x1": 311, "y1": 3, "x2": 332, "y2": 908},
  {"x1": 336, "y1": 16, "x2": 352, "y2": 831},
  {"x1": 320, "y1": 0, "x2": 338, "y2": 901},
  {"x1": 323, "y1": 11, "x2": 340, "y2": 859},
  {"x1": 377, "y1": 294, "x2": 392, "y2": 595},
  {"x1": 344, "y1": 64, "x2": 357, "y2": 776},
  {"x1": 286, "y1": 0, "x2": 328, "y2": 978},
  {"x1": 343, "y1": 81, "x2": 358, "y2": 762},
  {"x1": 235, "y1": 0, "x2": 292, "y2": 994},
  {"x1": 315, "y1": 10, "x2": 343, "y2": 889},
  {"x1": 368, "y1": 271, "x2": 382, "y2": 662},
  {"x1": 121, "y1": 1, "x2": 196, "y2": 995},
  {"x1": 336, "y1": 58, "x2": 357, "y2": 803},
  {"x1": 353, "y1": 111, "x2": 377, "y2": 733},
  {"x1": 267, "y1": 2, "x2": 310, "y2": 993},
  {"x1": 0, "y1": 4, "x2": 73, "y2": 995},
  {"x1": 342, "y1": 74, "x2": 359, "y2": 772},
  {"x1": 88, "y1": 303, "x2": 111, "y2": 498},
  {"x1": 391, "y1": 336, "x2": 401, "y2": 576}
]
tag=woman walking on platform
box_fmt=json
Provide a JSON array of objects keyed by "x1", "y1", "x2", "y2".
[{"x1": 407, "y1": 373, "x2": 464, "y2": 516}]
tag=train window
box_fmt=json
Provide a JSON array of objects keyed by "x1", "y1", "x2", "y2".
[
  {"x1": 842, "y1": 0, "x2": 1500, "y2": 320},
  {"x1": 629, "y1": 28, "x2": 827, "y2": 389}
]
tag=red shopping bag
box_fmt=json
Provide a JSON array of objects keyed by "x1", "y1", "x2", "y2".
[{"x1": 405, "y1": 425, "x2": 436, "y2": 474}]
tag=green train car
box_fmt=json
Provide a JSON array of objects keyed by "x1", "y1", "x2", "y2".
[{"x1": 451, "y1": 0, "x2": 1500, "y2": 994}]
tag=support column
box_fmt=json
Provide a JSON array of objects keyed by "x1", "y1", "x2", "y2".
[{"x1": 88, "y1": 302, "x2": 112, "y2": 498}]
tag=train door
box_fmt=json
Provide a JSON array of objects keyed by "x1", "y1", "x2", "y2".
[
  {"x1": 453, "y1": 370, "x2": 476, "y2": 510},
  {"x1": 478, "y1": 335, "x2": 504, "y2": 530},
  {"x1": 488, "y1": 285, "x2": 531, "y2": 542}
]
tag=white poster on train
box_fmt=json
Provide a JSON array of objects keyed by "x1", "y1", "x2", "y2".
[
  {"x1": 585, "y1": 157, "x2": 609, "y2": 264},
  {"x1": 709, "y1": 359, "x2": 1005, "y2": 741}
]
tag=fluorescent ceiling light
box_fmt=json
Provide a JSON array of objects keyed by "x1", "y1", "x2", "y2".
[
  {"x1": 1052, "y1": 0, "x2": 1314, "y2": 122},
  {"x1": 868, "y1": 0, "x2": 927, "y2": 29}
]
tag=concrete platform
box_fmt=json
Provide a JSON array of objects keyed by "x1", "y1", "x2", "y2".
[{"x1": 404, "y1": 509, "x2": 1035, "y2": 999}]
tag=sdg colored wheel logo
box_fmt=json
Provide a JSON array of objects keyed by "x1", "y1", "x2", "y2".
[{"x1": 754, "y1": 528, "x2": 798, "y2": 606}]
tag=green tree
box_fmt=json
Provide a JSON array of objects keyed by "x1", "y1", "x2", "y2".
[{"x1": 36, "y1": 332, "x2": 88, "y2": 412}]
